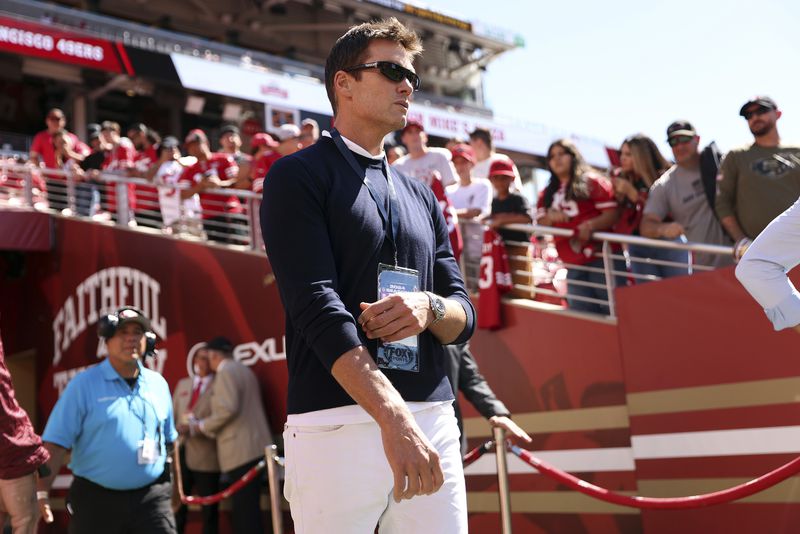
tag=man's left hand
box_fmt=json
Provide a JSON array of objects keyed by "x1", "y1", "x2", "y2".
[
  {"x1": 359, "y1": 292, "x2": 432, "y2": 342},
  {"x1": 488, "y1": 415, "x2": 533, "y2": 444}
]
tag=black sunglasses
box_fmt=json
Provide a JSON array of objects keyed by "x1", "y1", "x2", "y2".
[
  {"x1": 743, "y1": 106, "x2": 772, "y2": 120},
  {"x1": 668, "y1": 135, "x2": 694, "y2": 147},
  {"x1": 343, "y1": 61, "x2": 421, "y2": 91}
]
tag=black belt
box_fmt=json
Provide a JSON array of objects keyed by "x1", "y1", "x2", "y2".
[{"x1": 74, "y1": 469, "x2": 170, "y2": 493}]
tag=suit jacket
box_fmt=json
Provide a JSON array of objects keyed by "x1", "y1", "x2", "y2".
[
  {"x1": 443, "y1": 342, "x2": 509, "y2": 454},
  {"x1": 201, "y1": 359, "x2": 272, "y2": 473},
  {"x1": 173, "y1": 376, "x2": 220, "y2": 473}
]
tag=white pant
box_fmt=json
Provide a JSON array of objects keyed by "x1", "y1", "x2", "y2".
[{"x1": 284, "y1": 402, "x2": 467, "y2": 534}]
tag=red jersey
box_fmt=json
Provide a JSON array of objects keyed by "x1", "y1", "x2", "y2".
[
  {"x1": 251, "y1": 151, "x2": 281, "y2": 194},
  {"x1": 536, "y1": 174, "x2": 617, "y2": 265},
  {"x1": 30, "y1": 130, "x2": 88, "y2": 171},
  {"x1": 429, "y1": 175, "x2": 462, "y2": 262},
  {"x1": 134, "y1": 145, "x2": 159, "y2": 213},
  {"x1": 102, "y1": 139, "x2": 138, "y2": 213},
  {"x1": 179, "y1": 153, "x2": 242, "y2": 219},
  {"x1": 477, "y1": 228, "x2": 512, "y2": 330}
]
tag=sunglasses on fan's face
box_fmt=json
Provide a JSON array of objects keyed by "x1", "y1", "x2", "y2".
[
  {"x1": 344, "y1": 61, "x2": 421, "y2": 91},
  {"x1": 668, "y1": 135, "x2": 695, "y2": 147},
  {"x1": 743, "y1": 106, "x2": 772, "y2": 120}
]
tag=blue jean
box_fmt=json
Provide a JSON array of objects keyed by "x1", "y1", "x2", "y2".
[
  {"x1": 629, "y1": 238, "x2": 689, "y2": 283},
  {"x1": 566, "y1": 257, "x2": 626, "y2": 315}
]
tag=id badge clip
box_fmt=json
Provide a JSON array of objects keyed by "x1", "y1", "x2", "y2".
[{"x1": 376, "y1": 263, "x2": 420, "y2": 373}]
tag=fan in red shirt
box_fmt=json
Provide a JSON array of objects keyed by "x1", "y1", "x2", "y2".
[
  {"x1": 249, "y1": 133, "x2": 281, "y2": 194},
  {"x1": 536, "y1": 139, "x2": 619, "y2": 315},
  {"x1": 130, "y1": 125, "x2": 163, "y2": 227},
  {"x1": 180, "y1": 129, "x2": 245, "y2": 244},
  {"x1": 29, "y1": 108, "x2": 89, "y2": 169},
  {"x1": 97, "y1": 121, "x2": 138, "y2": 222}
]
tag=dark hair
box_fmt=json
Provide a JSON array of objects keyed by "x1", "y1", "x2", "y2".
[
  {"x1": 542, "y1": 138, "x2": 596, "y2": 208},
  {"x1": 324, "y1": 18, "x2": 422, "y2": 115},
  {"x1": 469, "y1": 128, "x2": 493, "y2": 150}
]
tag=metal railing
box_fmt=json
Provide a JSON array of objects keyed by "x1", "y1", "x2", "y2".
[
  {"x1": 460, "y1": 222, "x2": 735, "y2": 318},
  {"x1": 1, "y1": 161, "x2": 737, "y2": 316},
  {"x1": 0, "y1": 161, "x2": 265, "y2": 251}
]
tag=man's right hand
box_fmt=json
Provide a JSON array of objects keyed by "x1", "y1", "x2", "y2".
[
  {"x1": 660, "y1": 222, "x2": 685, "y2": 239},
  {"x1": 380, "y1": 415, "x2": 444, "y2": 503},
  {"x1": 38, "y1": 495, "x2": 54, "y2": 523}
]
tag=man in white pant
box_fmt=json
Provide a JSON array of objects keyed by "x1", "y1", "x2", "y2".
[
  {"x1": 261, "y1": 18, "x2": 475, "y2": 534},
  {"x1": 736, "y1": 195, "x2": 800, "y2": 334}
]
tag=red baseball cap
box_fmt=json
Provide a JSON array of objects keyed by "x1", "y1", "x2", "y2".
[
  {"x1": 184, "y1": 128, "x2": 207, "y2": 145},
  {"x1": 489, "y1": 159, "x2": 516, "y2": 178},
  {"x1": 402, "y1": 120, "x2": 424, "y2": 134},
  {"x1": 251, "y1": 132, "x2": 278, "y2": 149},
  {"x1": 450, "y1": 143, "x2": 475, "y2": 164}
]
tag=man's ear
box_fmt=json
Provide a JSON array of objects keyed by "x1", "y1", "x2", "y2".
[
  {"x1": 776, "y1": 110, "x2": 783, "y2": 121},
  {"x1": 334, "y1": 70, "x2": 352, "y2": 101}
]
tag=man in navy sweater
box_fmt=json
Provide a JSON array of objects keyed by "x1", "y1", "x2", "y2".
[{"x1": 261, "y1": 18, "x2": 475, "y2": 534}]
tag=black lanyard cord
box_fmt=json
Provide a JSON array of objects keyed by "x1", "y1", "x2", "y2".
[{"x1": 330, "y1": 129, "x2": 400, "y2": 266}]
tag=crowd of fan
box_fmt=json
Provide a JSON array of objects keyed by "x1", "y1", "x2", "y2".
[
  {"x1": 11, "y1": 109, "x2": 320, "y2": 244},
  {"x1": 8, "y1": 94, "x2": 800, "y2": 314}
]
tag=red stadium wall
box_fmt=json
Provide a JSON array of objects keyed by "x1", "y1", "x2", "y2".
[{"x1": 4, "y1": 215, "x2": 800, "y2": 534}]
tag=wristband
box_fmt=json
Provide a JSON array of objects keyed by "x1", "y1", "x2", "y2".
[{"x1": 36, "y1": 491, "x2": 49, "y2": 500}]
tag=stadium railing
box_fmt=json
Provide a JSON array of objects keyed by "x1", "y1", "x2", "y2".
[{"x1": 1, "y1": 161, "x2": 736, "y2": 317}]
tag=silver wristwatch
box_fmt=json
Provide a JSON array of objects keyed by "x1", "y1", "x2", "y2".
[{"x1": 425, "y1": 291, "x2": 446, "y2": 326}]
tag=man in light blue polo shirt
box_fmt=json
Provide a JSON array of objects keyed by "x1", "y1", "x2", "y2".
[{"x1": 36, "y1": 307, "x2": 178, "y2": 533}]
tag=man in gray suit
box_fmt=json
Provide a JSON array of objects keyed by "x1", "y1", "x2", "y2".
[
  {"x1": 192, "y1": 337, "x2": 272, "y2": 534},
  {"x1": 173, "y1": 348, "x2": 219, "y2": 534}
]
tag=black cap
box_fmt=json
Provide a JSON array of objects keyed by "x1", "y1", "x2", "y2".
[
  {"x1": 159, "y1": 136, "x2": 180, "y2": 150},
  {"x1": 204, "y1": 336, "x2": 234, "y2": 353},
  {"x1": 117, "y1": 307, "x2": 152, "y2": 332},
  {"x1": 87, "y1": 122, "x2": 102, "y2": 134},
  {"x1": 220, "y1": 124, "x2": 240, "y2": 136},
  {"x1": 739, "y1": 96, "x2": 778, "y2": 117},
  {"x1": 666, "y1": 120, "x2": 697, "y2": 139}
]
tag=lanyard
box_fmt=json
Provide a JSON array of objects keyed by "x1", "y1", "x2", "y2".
[{"x1": 330, "y1": 129, "x2": 400, "y2": 265}]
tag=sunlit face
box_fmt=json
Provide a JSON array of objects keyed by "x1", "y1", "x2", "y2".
[
  {"x1": 193, "y1": 349, "x2": 211, "y2": 377},
  {"x1": 401, "y1": 126, "x2": 426, "y2": 152},
  {"x1": 744, "y1": 105, "x2": 779, "y2": 137},
  {"x1": 489, "y1": 173, "x2": 513, "y2": 194},
  {"x1": 619, "y1": 143, "x2": 634, "y2": 173},
  {"x1": 186, "y1": 140, "x2": 203, "y2": 158},
  {"x1": 548, "y1": 145, "x2": 573, "y2": 178},
  {"x1": 220, "y1": 132, "x2": 241, "y2": 152},
  {"x1": 453, "y1": 156, "x2": 473, "y2": 177},
  {"x1": 106, "y1": 322, "x2": 146, "y2": 367},
  {"x1": 46, "y1": 112, "x2": 65, "y2": 132},
  {"x1": 670, "y1": 135, "x2": 699, "y2": 166},
  {"x1": 341, "y1": 39, "x2": 415, "y2": 133}
]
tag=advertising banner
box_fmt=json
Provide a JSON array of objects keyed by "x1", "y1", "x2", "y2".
[
  {"x1": 31, "y1": 219, "x2": 288, "y2": 434},
  {"x1": 0, "y1": 16, "x2": 132, "y2": 74}
]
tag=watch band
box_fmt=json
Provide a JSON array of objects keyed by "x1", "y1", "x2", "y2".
[{"x1": 425, "y1": 291, "x2": 446, "y2": 326}]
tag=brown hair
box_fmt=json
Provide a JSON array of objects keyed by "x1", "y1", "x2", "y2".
[
  {"x1": 620, "y1": 134, "x2": 671, "y2": 188},
  {"x1": 324, "y1": 18, "x2": 422, "y2": 115}
]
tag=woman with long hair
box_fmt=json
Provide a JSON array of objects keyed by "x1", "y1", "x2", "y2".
[
  {"x1": 536, "y1": 139, "x2": 620, "y2": 314},
  {"x1": 613, "y1": 134, "x2": 688, "y2": 281}
]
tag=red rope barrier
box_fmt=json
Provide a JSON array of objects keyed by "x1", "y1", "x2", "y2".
[
  {"x1": 509, "y1": 444, "x2": 800, "y2": 509},
  {"x1": 463, "y1": 440, "x2": 494, "y2": 468},
  {"x1": 180, "y1": 459, "x2": 266, "y2": 506}
]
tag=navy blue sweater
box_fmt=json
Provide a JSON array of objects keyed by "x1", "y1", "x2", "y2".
[{"x1": 261, "y1": 136, "x2": 475, "y2": 414}]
